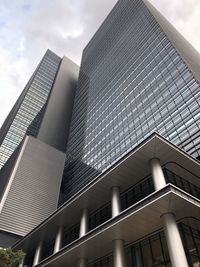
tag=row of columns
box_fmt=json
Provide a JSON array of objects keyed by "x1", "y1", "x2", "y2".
[{"x1": 26, "y1": 158, "x2": 189, "y2": 267}]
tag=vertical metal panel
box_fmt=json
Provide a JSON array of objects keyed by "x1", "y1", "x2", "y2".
[
  {"x1": 37, "y1": 57, "x2": 79, "y2": 152},
  {"x1": 0, "y1": 136, "x2": 65, "y2": 236}
]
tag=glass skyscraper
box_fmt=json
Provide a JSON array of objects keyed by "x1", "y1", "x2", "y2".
[
  {"x1": 0, "y1": 50, "x2": 61, "y2": 169},
  {"x1": 60, "y1": 0, "x2": 200, "y2": 203}
]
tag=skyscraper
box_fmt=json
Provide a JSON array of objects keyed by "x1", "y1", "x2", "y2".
[
  {"x1": 60, "y1": 0, "x2": 200, "y2": 204},
  {"x1": 0, "y1": 50, "x2": 79, "y2": 246},
  {"x1": 2, "y1": 0, "x2": 200, "y2": 267},
  {"x1": 0, "y1": 50, "x2": 61, "y2": 170}
]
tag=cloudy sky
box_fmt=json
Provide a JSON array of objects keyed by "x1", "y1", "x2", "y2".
[{"x1": 0, "y1": 0, "x2": 200, "y2": 127}]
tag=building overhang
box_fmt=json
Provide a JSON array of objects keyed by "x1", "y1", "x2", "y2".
[
  {"x1": 13, "y1": 133, "x2": 200, "y2": 254},
  {"x1": 33, "y1": 185, "x2": 200, "y2": 266}
]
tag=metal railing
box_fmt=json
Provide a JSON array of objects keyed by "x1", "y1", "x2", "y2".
[
  {"x1": 121, "y1": 176, "x2": 154, "y2": 210},
  {"x1": 164, "y1": 168, "x2": 200, "y2": 200},
  {"x1": 89, "y1": 203, "x2": 111, "y2": 231},
  {"x1": 62, "y1": 223, "x2": 79, "y2": 247},
  {"x1": 24, "y1": 167, "x2": 200, "y2": 265}
]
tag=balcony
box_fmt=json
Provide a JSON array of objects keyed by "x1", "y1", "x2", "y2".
[
  {"x1": 87, "y1": 217, "x2": 200, "y2": 267},
  {"x1": 12, "y1": 133, "x2": 200, "y2": 267}
]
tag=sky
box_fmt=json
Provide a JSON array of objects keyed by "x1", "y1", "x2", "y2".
[{"x1": 0, "y1": 0, "x2": 200, "y2": 127}]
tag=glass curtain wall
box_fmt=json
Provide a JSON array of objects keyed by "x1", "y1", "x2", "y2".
[
  {"x1": 0, "y1": 50, "x2": 61, "y2": 169},
  {"x1": 62, "y1": 0, "x2": 200, "y2": 203},
  {"x1": 89, "y1": 222, "x2": 200, "y2": 267}
]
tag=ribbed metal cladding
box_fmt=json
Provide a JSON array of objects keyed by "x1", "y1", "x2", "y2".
[
  {"x1": 60, "y1": 0, "x2": 200, "y2": 204},
  {"x1": 0, "y1": 136, "x2": 65, "y2": 236}
]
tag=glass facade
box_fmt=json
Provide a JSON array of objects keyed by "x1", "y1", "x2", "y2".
[
  {"x1": 180, "y1": 223, "x2": 200, "y2": 266},
  {"x1": 0, "y1": 50, "x2": 61, "y2": 169},
  {"x1": 88, "y1": 221, "x2": 200, "y2": 267},
  {"x1": 164, "y1": 168, "x2": 200, "y2": 199},
  {"x1": 60, "y1": 0, "x2": 200, "y2": 203}
]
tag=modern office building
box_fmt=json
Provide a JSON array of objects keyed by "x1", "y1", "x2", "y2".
[
  {"x1": 0, "y1": 50, "x2": 79, "y2": 246},
  {"x1": 1, "y1": 0, "x2": 200, "y2": 267},
  {"x1": 0, "y1": 50, "x2": 60, "y2": 169},
  {"x1": 59, "y1": 0, "x2": 200, "y2": 204},
  {"x1": 13, "y1": 134, "x2": 200, "y2": 267}
]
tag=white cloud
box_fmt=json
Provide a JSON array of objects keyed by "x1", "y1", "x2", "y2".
[
  {"x1": 150, "y1": 0, "x2": 200, "y2": 52},
  {"x1": 0, "y1": 48, "x2": 23, "y2": 124},
  {"x1": 0, "y1": 0, "x2": 200, "y2": 127}
]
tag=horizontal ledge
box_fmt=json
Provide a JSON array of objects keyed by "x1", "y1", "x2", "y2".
[
  {"x1": 35, "y1": 185, "x2": 200, "y2": 267},
  {"x1": 13, "y1": 133, "x2": 200, "y2": 251}
]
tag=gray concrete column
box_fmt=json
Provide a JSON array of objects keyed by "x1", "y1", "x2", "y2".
[
  {"x1": 135, "y1": 248, "x2": 143, "y2": 267},
  {"x1": 77, "y1": 258, "x2": 88, "y2": 267},
  {"x1": 150, "y1": 158, "x2": 166, "y2": 190},
  {"x1": 53, "y1": 226, "x2": 63, "y2": 254},
  {"x1": 113, "y1": 239, "x2": 127, "y2": 267},
  {"x1": 18, "y1": 257, "x2": 24, "y2": 267},
  {"x1": 32, "y1": 241, "x2": 42, "y2": 267},
  {"x1": 79, "y1": 208, "x2": 89, "y2": 238},
  {"x1": 111, "y1": 187, "x2": 121, "y2": 217},
  {"x1": 161, "y1": 213, "x2": 189, "y2": 267}
]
